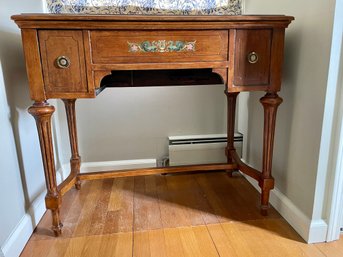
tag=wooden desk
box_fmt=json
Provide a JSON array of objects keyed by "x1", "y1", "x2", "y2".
[{"x1": 12, "y1": 14, "x2": 294, "y2": 236}]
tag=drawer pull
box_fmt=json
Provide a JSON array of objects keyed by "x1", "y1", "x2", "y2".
[
  {"x1": 128, "y1": 40, "x2": 196, "y2": 53},
  {"x1": 56, "y1": 56, "x2": 71, "y2": 69},
  {"x1": 247, "y1": 52, "x2": 259, "y2": 64}
]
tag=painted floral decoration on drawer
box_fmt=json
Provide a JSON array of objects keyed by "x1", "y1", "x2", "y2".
[
  {"x1": 128, "y1": 40, "x2": 196, "y2": 53},
  {"x1": 46, "y1": 0, "x2": 242, "y2": 15}
]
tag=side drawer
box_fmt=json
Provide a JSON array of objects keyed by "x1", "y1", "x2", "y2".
[
  {"x1": 90, "y1": 30, "x2": 228, "y2": 64},
  {"x1": 231, "y1": 29, "x2": 272, "y2": 89},
  {"x1": 38, "y1": 30, "x2": 91, "y2": 97}
]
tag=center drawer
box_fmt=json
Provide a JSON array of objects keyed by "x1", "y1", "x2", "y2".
[{"x1": 90, "y1": 30, "x2": 228, "y2": 64}]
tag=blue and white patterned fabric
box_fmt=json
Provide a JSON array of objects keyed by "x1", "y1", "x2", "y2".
[{"x1": 46, "y1": 0, "x2": 242, "y2": 15}]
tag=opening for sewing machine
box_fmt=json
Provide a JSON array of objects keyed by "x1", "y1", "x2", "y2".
[{"x1": 97, "y1": 68, "x2": 224, "y2": 95}]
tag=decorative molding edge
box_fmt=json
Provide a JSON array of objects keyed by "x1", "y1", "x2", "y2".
[
  {"x1": 1, "y1": 158, "x2": 156, "y2": 257},
  {"x1": 308, "y1": 219, "x2": 328, "y2": 243},
  {"x1": 242, "y1": 172, "x2": 328, "y2": 243},
  {"x1": 1, "y1": 192, "x2": 46, "y2": 257},
  {"x1": 318, "y1": 0, "x2": 343, "y2": 242}
]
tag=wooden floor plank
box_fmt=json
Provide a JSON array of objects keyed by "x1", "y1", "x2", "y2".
[
  {"x1": 220, "y1": 222, "x2": 256, "y2": 257},
  {"x1": 166, "y1": 175, "x2": 206, "y2": 226},
  {"x1": 108, "y1": 178, "x2": 125, "y2": 212},
  {"x1": 103, "y1": 177, "x2": 134, "y2": 234},
  {"x1": 191, "y1": 174, "x2": 220, "y2": 225},
  {"x1": 144, "y1": 176, "x2": 164, "y2": 230},
  {"x1": 133, "y1": 231, "x2": 151, "y2": 257},
  {"x1": 206, "y1": 223, "x2": 239, "y2": 257},
  {"x1": 97, "y1": 234, "x2": 118, "y2": 257},
  {"x1": 59, "y1": 181, "x2": 94, "y2": 238},
  {"x1": 156, "y1": 175, "x2": 191, "y2": 228},
  {"x1": 239, "y1": 219, "x2": 305, "y2": 257},
  {"x1": 63, "y1": 237, "x2": 85, "y2": 257},
  {"x1": 88, "y1": 179, "x2": 113, "y2": 235},
  {"x1": 195, "y1": 174, "x2": 237, "y2": 222},
  {"x1": 259, "y1": 219, "x2": 314, "y2": 256},
  {"x1": 114, "y1": 232, "x2": 133, "y2": 257},
  {"x1": 149, "y1": 229, "x2": 168, "y2": 257},
  {"x1": 79, "y1": 236, "x2": 103, "y2": 257},
  {"x1": 190, "y1": 226, "x2": 219, "y2": 257},
  {"x1": 178, "y1": 226, "x2": 205, "y2": 257},
  {"x1": 168, "y1": 174, "x2": 221, "y2": 226},
  {"x1": 46, "y1": 239, "x2": 70, "y2": 257},
  {"x1": 297, "y1": 243, "x2": 326, "y2": 257},
  {"x1": 133, "y1": 176, "x2": 163, "y2": 231},
  {"x1": 21, "y1": 172, "x2": 343, "y2": 257},
  {"x1": 73, "y1": 180, "x2": 104, "y2": 237},
  {"x1": 133, "y1": 176, "x2": 150, "y2": 231},
  {"x1": 163, "y1": 228, "x2": 186, "y2": 257},
  {"x1": 20, "y1": 240, "x2": 55, "y2": 257},
  {"x1": 315, "y1": 235, "x2": 343, "y2": 257}
]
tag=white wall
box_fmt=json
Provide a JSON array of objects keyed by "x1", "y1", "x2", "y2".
[
  {"x1": 56, "y1": 85, "x2": 227, "y2": 164},
  {"x1": 241, "y1": 0, "x2": 335, "y2": 225},
  {"x1": 0, "y1": 1, "x2": 45, "y2": 256}
]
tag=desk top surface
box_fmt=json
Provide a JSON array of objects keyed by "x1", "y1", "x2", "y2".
[{"x1": 12, "y1": 13, "x2": 294, "y2": 21}]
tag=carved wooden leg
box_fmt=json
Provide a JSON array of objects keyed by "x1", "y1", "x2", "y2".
[
  {"x1": 259, "y1": 93, "x2": 283, "y2": 215},
  {"x1": 28, "y1": 101, "x2": 62, "y2": 236},
  {"x1": 225, "y1": 92, "x2": 239, "y2": 177},
  {"x1": 62, "y1": 99, "x2": 81, "y2": 190}
]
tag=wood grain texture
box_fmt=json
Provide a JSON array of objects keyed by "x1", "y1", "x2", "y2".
[
  {"x1": 90, "y1": 30, "x2": 228, "y2": 64},
  {"x1": 28, "y1": 102, "x2": 62, "y2": 236},
  {"x1": 78, "y1": 163, "x2": 238, "y2": 181},
  {"x1": 14, "y1": 14, "x2": 294, "y2": 236},
  {"x1": 12, "y1": 14, "x2": 294, "y2": 22},
  {"x1": 39, "y1": 30, "x2": 89, "y2": 96},
  {"x1": 62, "y1": 99, "x2": 81, "y2": 190},
  {"x1": 225, "y1": 92, "x2": 239, "y2": 177},
  {"x1": 233, "y1": 29, "x2": 272, "y2": 87},
  {"x1": 20, "y1": 29, "x2": 45, "y2": 101},
  {"x1": 21, "y1": 172, "x2": 341, "y2": 257},
  {"x1": 260, "y1": 93, "x2": 283, "y2": 214}
]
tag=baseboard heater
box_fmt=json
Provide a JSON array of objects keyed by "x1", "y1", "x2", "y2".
[{"x1": 168, "y1": 133, "x2": 243, "y2": 166}]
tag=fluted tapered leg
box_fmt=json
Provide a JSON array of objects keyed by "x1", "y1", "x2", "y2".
[
  {"x1": 28, "y1": 101, "x2": 62, "y2": 236},
  {"x1": 62, "y1": 99, "x2": 81, "y2": 190},
  {"x1": 225, "y1": 92, "x2": 239, "y2": 177},
  {"x1": 259, "y1": 93, "x2": 283, "y2": 215}
]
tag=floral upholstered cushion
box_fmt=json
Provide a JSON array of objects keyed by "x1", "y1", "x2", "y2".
[{"x1": 46, "y1": 0, "x2": 242, "y2": 15}]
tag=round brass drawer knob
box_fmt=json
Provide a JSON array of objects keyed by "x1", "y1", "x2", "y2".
[
  {"x1": 56, "y1": 56, "x2": 71, "y2": 69},
  {"x1": 247, "y1": 52, "x2": 259, "y2": 64}
]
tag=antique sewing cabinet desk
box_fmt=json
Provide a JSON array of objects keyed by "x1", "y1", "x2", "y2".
[{"x1": 12, "y1": 14, "x2": 293, "y2": 236}]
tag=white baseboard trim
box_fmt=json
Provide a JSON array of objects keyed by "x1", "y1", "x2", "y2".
[
  {"x1": 81, "y1": 159, "x2": 157, "y2": 173},
  {"x1": 1, "y1": 192, "x2": 46, "y2": 257},
  {"x1": 308, "y1": 219, "x2": 328, "y2": 243},
  {"x1": 242, "y1": 173, "x2": 328, "y2": 243},
  {"x1": 59, "y1": 159, "x2": 157, "y2": 179},
  {"x1": 2, "y1": 159, "x2": 156, "y2": 257}
]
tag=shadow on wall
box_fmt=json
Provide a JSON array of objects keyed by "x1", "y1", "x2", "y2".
[
  {"x1": 0, "y1": 30, "x2": 45, "y2": 215},
  {"x1": 245, "y1": 28, "x2": 301, "y2": 193}
]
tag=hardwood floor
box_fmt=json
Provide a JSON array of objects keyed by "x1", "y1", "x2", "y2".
[{"x1": 20, "y1": 171, "x2": 343, "y2": 257}]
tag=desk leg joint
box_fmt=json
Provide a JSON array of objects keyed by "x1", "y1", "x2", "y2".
[{"x1": 28, "y1": 101, "x2": 62, "y2": 236}]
